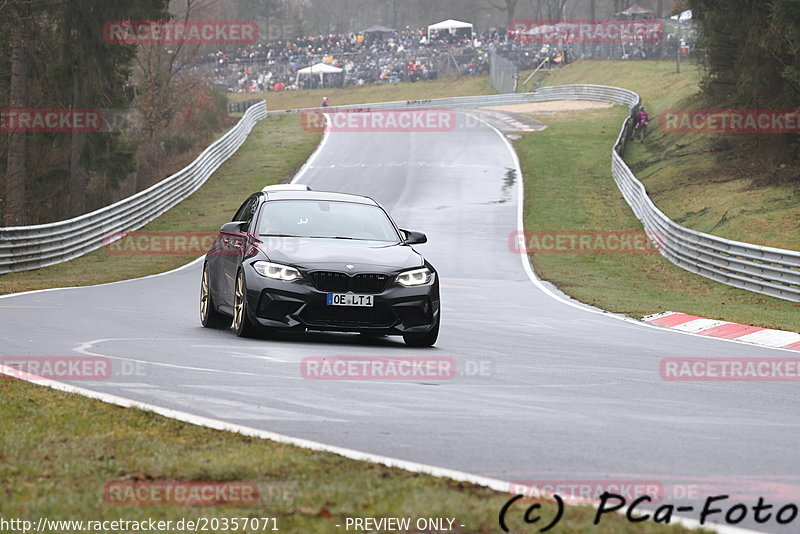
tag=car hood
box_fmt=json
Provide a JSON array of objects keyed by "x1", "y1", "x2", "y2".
[{"x1": 258, "y1": 237, "x2": 423, "y2": 271}]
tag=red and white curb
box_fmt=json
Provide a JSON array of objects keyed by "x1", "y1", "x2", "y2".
[
  {"x1": 643, "y1": 312, "x2": 800, "y2": 352},
  {"x1": 478, "y1": 109, "x2": 546, "y2": 132}
]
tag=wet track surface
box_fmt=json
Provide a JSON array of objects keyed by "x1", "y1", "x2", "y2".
[{"x1": 3, "y1": 111, "x2": 799, "y2": 533}]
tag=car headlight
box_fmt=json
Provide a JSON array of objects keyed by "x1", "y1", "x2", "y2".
[
  {"x1": 253, "y1": 261, "x2": 301, "y2": 282},
  {"x1": 396, "y1": 267, "x2": 432, "y2": 286}
]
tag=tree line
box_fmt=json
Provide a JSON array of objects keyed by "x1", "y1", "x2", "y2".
[
  {"x1": 0, "y1": 0, "x2": 229, "y2": 226},
  {"x1": 5, "y1": 0, "x2": 795, "y2": 226},
  {"x1": 688, "y1": 0, "x2": 800, "y2": 174},
  {"x1": 232, "y1": 0, "x2": 672, "y2": 39}
]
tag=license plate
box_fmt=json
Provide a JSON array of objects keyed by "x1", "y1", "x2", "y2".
[{"x1": 327, "y1": 293, "x2": 373, "y2": 307}]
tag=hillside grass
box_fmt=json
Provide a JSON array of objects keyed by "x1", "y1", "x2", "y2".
[
  {"x1": 0, "y1": 377, "x2": 706, "y2": 534},
  {"x1": 515, "y1": 60, "x2": 799, "y2": 329},
  {"x1": 544, "y1": 60, "x2": 799, "y2": 251}
]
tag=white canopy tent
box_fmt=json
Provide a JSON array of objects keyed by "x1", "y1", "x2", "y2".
[
  {"x1": 295, "y1": 62, "x2": 343, "y2": 88},
  {"x1": 427, "y1": 19, "x2": 473, "y2": 40},
  {"x1": 673, "y1": 9, "x2": 692, "y2": 21}
]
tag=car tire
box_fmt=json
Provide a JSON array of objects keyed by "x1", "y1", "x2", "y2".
[
  {"x1": 233, "y1": 270, "x2": 259, "y2": 338},
  {"x1": 402, "y1": 313, "x2": 440, "y2": 347},
  {"x1": 200, "y1": 263, "x2": 232, "y2": 329}
]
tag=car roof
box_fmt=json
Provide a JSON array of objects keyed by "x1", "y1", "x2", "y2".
[
  {"x1": 261, "y1": 190, "x2": 378, "y2": 205},
  {"x1": 261, "y1": 184, "x2": 310, "y2": 193}
]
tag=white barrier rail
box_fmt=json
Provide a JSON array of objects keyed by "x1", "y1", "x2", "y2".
[
  {"x1": 0, "y1": 100, "x2": 267, "y2": 274},
  {"x1": 3, "y1": 88, "x2": 797, "y2": 303},
  {"x1": 531, "y1": 84, "x2": 800, "y2": 302},
  {"x1": 266, "y1": 92, "x2": 543, "y2": 115}
]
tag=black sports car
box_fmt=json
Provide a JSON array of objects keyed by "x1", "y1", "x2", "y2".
[{"x1": 200, "y1": 184, "x2": 440, "y2": 346}]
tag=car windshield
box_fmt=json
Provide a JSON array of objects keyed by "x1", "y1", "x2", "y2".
[{"x1": 257, "y1": 200, "x2": 400, "y2": 242}]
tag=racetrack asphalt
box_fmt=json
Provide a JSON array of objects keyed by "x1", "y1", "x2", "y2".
[{"x1": 2, "y1": 110, "x2": 798, "y2": 533}]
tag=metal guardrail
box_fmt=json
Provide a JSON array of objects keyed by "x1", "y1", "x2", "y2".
[
  {"x1": 268, "y1": 92, "x2": 543, "y2": 115},
  {"x1": 530, "y1": 84, "x2": 641, "y2": 108},
  {"x1": 0, "y1": 101, "x2": 267, "y2": 274},
  {"x1": 266, "y1": 87, "x2": 632, "y2": 116},
  {"x1": 531, "y1": 84, "x2": 800, "y2": 302},
  {"x1": 269, "y1": 86, "x2": 799, "y2": 300},
  {"x1": 3, "y1": 86, "x2": 798, "y2": 302}
]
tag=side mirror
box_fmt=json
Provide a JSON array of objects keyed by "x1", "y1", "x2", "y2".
[
  {"x1": 220, "y1": 221, "x2": 247, "y2": 234},
  {"x1": 401, "y1": 229, "x2": 427, "y2": 245}
]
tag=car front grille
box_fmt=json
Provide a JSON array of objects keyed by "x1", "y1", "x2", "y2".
[
  {"x1": 309, "y1": 271, "x2": 350, "y2": 292},
  {"x1": 352, "y1": 273, "x2": 391, "y2": 293},
  {"x1": 301, "y1": 303, "x2": 395, "y2": 327},
  {"x1": 309, "y1": 271, "x2": 391, "y2": 294}
]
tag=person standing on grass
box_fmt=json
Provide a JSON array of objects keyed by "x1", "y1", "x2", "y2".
[{"x1": 635, "y1": 106, "x2": 649, "y2": 142}]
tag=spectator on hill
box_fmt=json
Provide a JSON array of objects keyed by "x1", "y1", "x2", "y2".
[{"x1": 634, "y1": 106, "x2": 649, "y2": 143}]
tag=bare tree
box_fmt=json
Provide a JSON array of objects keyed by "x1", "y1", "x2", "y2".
[
  {"x1": 4, "y1": 13, "x2": 30, "y2": 225},
  {"x1": 543, "y1": 0, "x2": 568, "y2": 20},
  {"x1": 487, "y1": 0, "x2": 519, "y2": 26},
  {"x1": 134, "y1": 0, "x2": 207, "y2": 138}
]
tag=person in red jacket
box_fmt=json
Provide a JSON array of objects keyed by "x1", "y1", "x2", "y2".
[{"x1": 634, "y1": 106, "x2": 649, "y2": 142}]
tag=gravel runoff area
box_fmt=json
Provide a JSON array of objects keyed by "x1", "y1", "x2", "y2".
[{"x1": 485, "y1": 100, "x2": 615, "y2": 113}]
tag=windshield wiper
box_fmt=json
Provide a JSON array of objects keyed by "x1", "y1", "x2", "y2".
[
  {"x1": 286, "y1": 235, "x2": 361, "y2": 240},
  {"x1": 259, "y1": 234, "x2": 306, "y2": 237},
  {"x1": 260, "y1": 235, "x2": 364, "y2": 240}
]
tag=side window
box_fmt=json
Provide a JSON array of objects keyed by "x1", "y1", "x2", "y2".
[
  {"x1": 232, "y1": 197, "x2": 258, "y2": 226},
  {"x1": 232, "y1": 198, "x2": 251, "y2": 222}
]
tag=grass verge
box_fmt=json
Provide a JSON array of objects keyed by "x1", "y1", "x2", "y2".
[
  {"x1": 514, "y1": 100, "x2": 800, "y2": 330},
  {"x1": 0, "y1": 115, "x2": 321, "y2": 296},
  {"x1": 0, "y1": 377, "x2": 703, "y2": 534},
  {"x1": 0, "y1": 74, "x2": 498, "y2": 297},
  {"x1": 543, "y1": 60, "x2": 799, "y2": 251}
]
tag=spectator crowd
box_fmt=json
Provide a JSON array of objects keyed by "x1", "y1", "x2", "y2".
[
  {"x1": 197, "y1": 22, "x2": 694, "y2": 93},
  {"x1": 201, "y1": 27, "x2": 508, "y2": 93}
]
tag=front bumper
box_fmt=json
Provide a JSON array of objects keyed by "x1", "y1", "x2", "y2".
[{"x1": 242, "y1": 266, "x2": 440, "y2": 335}]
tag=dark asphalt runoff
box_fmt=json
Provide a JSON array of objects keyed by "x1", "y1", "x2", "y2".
[{"x1": 2, "y1": 111, "x2": 798, "y2": 533}]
